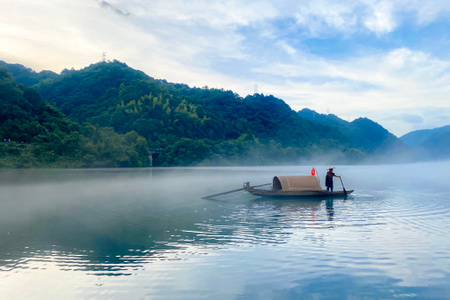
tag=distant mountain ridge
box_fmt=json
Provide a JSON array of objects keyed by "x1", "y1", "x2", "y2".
[
  {"x1": 0, "y1": 60, "x2": 57, "y2": 86},
  {"x1": 296, "y1": 108, "x2": 348, "y2": 127},
  {"x1": 298, "y1": 108, "x2": 412, "y2": 160},
  {"x1": 400, "y1": 126, "x2": 450, "y2": 160},
  {"x1": 1, "y1": 59, "x2": 440, "y2": 166}
]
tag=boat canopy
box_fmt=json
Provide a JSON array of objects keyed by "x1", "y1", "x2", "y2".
[{"x1": 273, "y1": 176, "x2": 322, "y2": 191}]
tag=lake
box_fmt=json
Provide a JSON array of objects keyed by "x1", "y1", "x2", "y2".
[{"x1": 0, "y1": 162, "x2": 449, "y2": 299}]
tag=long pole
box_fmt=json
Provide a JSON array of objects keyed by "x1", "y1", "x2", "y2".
[
  {"x1": 339, "y1": 177, "x2": 347, "y2": 196},
  {"x1": 202, "y1": 183, "x2": 271, "y2": 200}
]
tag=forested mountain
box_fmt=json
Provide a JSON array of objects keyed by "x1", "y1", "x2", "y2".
[
  {"x1": 1, "y1": 60, "x2": 418, "y2": 166},
  {"x1": 29, "y1": 61, "x2": 363, "y2": 165},
  {"x1": 0, "y1": 60, "x2": 58, "y2": 86},
  {"x1": 0, "y1": 67, "x2": 149, "y2": 168},
  {"x1": 400, "y1": 126, "x2": 450, "y2": 160},
  {"x1": 298, "y1": 108, "x2": 413, "y2": 162},
  {"x1": 296, "y1": 108, "x2": 349, "y2": 127}
]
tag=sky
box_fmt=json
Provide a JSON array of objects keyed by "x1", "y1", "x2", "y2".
[{"x1": 1, "y1": 0, "x2": 450, "y2": 136}]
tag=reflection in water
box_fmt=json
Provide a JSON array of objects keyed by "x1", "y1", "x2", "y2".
[
  {"x1": 1, "y1": 163, "x2": 450, "y2": 299},
  {"x1": 0, "y1": 196, "x2": 326, "y2": 276},
  {"x1": 326, "y1": 199, "x2": 334, "y2": 221},
  {"x1": 0, "y1": 180, "x2": 333, "y2": 276}
]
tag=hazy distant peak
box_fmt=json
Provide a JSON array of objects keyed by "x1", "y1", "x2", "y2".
[{"x1": 400, "y1": 125, "x2": 450, "y2": 147}]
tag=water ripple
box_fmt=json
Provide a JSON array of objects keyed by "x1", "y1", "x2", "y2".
[{"x1": 2, "y1": 166, "x2": 450, "y2": 299}]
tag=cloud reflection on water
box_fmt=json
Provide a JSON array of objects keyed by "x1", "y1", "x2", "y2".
[{"x1": 0, "y1": 163, "x2": 449, "y2": 298}]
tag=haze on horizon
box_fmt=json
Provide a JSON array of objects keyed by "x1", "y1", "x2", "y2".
[{"x1": 1, "y1": 0, "x2": 450, "y2": 136}]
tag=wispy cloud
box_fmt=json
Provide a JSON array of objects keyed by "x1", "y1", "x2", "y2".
[
  {"x1": 383, "y1": 114, "x2": 424, "y2": 124},
  {"x1": 1, "y1": 0, "x2": 450, "y2": 135},
  {"x1": 99, "y1": 0, "x2": 130, "y2": 16}
]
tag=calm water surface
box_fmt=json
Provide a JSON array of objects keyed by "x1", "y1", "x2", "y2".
[{"x1": 0, "y1": 162, "x2": 449, "y2": 299}]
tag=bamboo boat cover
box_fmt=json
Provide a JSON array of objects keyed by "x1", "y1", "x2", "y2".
[{"x1": 273, "y1": 176, "x2": 322, "y2": 191}]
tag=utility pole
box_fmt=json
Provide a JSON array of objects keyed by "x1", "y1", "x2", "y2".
[{"x1": 101, "y1": 52, "x2": 107, "y2": 62}]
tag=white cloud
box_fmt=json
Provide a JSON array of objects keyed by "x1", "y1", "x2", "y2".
[
  {"x1": 402, "y1": 0, "x2": 450, "y2": 25},
  {"x1": 246, "y1": 45, "x2": 450, "y2": 135},
  {"x1": 276, "y1": 40, "x2": 297, "y2": 56},
  {"x1": 117, "y1": 0, "x2": 278, "y2": 28},
  {"x1": 363, "y1": 1, "x2": 396, "y2": 34},
  {"x1": 1, "y1": 0, "x2": 450, "y2": 136},
  {"x1": 384, "y1": 114, "x2": 423, "y2": 124},
  {"x1": 293, "y1": 0, "x2": 360, "y2": 36}
]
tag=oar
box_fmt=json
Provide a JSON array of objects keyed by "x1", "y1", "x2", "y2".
[
  {"x1": 202, "y1": 187, "x2": 246, "y2": 200},
  {"x1": 202, "y1": 183, "x2": 271, "y2": 200},
  {"x1": 339, "y1": 177, "x2": 347, "y2": 196}
]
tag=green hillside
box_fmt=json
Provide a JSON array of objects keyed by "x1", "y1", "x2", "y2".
[
  {"x1": 31, "y1": 60, "x2": 358, "y2": 165},
  {"x1": 1, "y1": 60, "x2": 417, "y2": 166},
  {"x1": 0, "y1": 67, "x2": 149, "y2": 168},
  {"x1": 0, "y1": 60, "x2": 57, "y2": 86}
]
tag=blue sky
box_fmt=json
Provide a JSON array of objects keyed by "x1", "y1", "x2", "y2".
[{"x1": 1, "y1": 0, "x2": 450, "y2": 136}]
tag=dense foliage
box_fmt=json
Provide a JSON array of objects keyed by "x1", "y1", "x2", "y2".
[
  {"x1": 0, "y1": 67, "x2": 149, "y2": 168},
  {"x1": 0, "y1": 60, "x2": 57, "y2": 86},
  {"x1": 1, "y1": 60, "x2": 418, "y2": 167},
  {"x1": 31, "y1": 61, "x2": 361, "y2": 165}
]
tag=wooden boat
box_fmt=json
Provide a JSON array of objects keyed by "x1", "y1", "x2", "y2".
[{"x1": 243, "y1": 175, "x2": 353, "y2": 198}]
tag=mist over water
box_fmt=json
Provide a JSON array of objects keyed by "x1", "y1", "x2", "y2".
[{"x1": 1, "y1": 162, "x2": 449, "y2": 299}]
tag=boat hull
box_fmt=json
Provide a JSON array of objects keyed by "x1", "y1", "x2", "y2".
[{"x1": 243, "y1": 182, "x2": 353, "y2": 198}]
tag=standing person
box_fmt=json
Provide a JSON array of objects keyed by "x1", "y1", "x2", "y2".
[{"x1": 325, "y1": 167, "x2": 340, "y2": 192}]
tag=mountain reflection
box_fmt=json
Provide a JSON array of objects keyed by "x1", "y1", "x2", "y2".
[
  {"x1": 0, "y1": 168, "x2": 332, "y2": 276},
  {"x1": 2, "y1": 163, "x2": 449, "y2": 299}
]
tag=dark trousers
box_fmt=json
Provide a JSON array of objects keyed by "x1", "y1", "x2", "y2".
[{"x1": 326, "y1": 185, "x2": 333, "y2": 192}]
